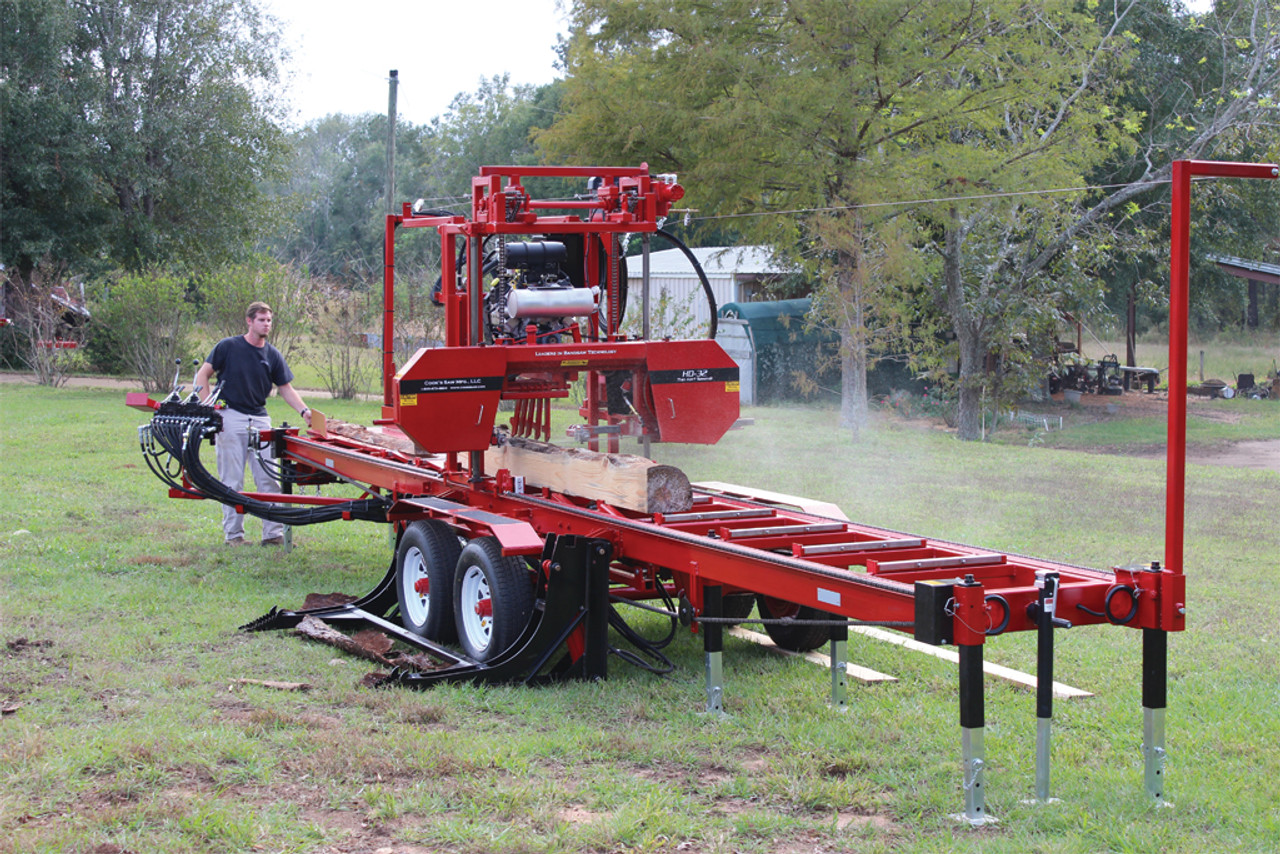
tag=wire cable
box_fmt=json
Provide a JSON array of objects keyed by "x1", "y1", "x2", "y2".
[{"x1": 685, "y1": 177, "x2": 1180, "y2": 224}]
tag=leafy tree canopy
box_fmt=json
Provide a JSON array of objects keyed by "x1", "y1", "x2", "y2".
[
  {"x1": 1, "y1": 0, "x2": 290, "y2": 282},
  {"x1": 266, "y1": 77, "x2": 567, "y2": 286},
  {"x1": 542, "y1": 0, "x2": 1136, "y2": 436}
]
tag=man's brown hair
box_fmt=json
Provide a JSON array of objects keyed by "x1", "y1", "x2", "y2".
[{"x1": 246, "y1": 301, "x2": 272, "y2": 320}]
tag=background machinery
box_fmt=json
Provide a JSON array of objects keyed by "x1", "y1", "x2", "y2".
[{"x1": 128, "y1": 162, "x2": 1244, "y2": 822}]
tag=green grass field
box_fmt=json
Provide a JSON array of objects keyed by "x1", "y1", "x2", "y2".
[{"x1": 3, "y1": 384, "x2": 1279, "y2": 852}]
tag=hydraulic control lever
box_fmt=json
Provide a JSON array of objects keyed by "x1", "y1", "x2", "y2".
[{"x1": 1026, "y1": 572, "x2": 1072, "y2": 629}]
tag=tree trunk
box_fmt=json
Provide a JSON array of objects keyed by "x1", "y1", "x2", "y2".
[
  {"x1": 838, "y1": 322, "x2": 869, "y2": 436},
  {"x1": 954, "y1": 334, "x2": 985, "y2": 441},
  {"x1": 835, "y1": 247, "x2": 869, "y2": 437},
  {"x1": 942, "y1": 210, "x2": 983, "y2": 441}
]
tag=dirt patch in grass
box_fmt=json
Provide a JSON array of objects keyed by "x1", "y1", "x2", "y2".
[
  {"x1": 33, "y1": 772, "x2": 440, "y2": 854},
  {"x1": 1169, "y1": 438, "x2": 1280, "y2": 471},
  {"x1": 555, "y1": 804, "x2": 606, "y2": 825},
  {"x1": 1033, "y1": 388, "x2": 1243, "y2": 425},
  {"x1": 1081, "y1": 429, "x2": 1280, "y2": 471}
]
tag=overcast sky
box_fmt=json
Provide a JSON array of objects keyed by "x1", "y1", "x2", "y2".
[
  {"x1": 261, "y1": 0, "x2": 1216, "y2": 128},
  {"x1": 261, "y1": 0, "x2": 570, "y2": 127}
]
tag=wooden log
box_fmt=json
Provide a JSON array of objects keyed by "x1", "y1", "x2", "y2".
[
  {"x1": 310, "y1": 410, "x2": 424, "y2": 455},
  {"x1": 484, "y1": 435, "x2": 692, "y2": 514}
]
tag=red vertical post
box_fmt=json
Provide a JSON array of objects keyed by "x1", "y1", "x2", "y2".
[
  {"x1": 383, "y1": 214, "x2": 399, "y2": 408},
  {"x1": 1165, "y1": 161, "x2": 1191, "y2": 575},
  {"x1": 1165, "y1": 160, "x2": 1277, "y2": 575}
]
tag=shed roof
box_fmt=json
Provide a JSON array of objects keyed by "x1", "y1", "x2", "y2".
[
  {"x1": 638, "y1": 245, "x2": 789, "y2": 277},
  {"x1": 1209, "y1": 253, "x2": 1280, "y2": 285}
]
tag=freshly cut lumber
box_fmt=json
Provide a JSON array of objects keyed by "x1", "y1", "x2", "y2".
[
  {"x1": 484, "y1": 435, "x2": 692, "y2": 514},
  {"x1": 310, "y1": 410, "x2": 424, "y2": 455}
]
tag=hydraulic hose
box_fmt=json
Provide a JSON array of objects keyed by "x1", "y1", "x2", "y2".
[
  {"x1": 142, "y1": 409, "x2": 389, "y2": 526},
  {"x1": 654, "y1": 228, "x2": 717, "y2": 339}
]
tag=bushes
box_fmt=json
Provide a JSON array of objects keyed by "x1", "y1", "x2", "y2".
[
  {"x1": 87, "y1": 270, "x2": 195, "y2": 392},
  {"x1": 201, "y1": 255, "x2": 309, "y2": 363},
  {"x1": 880, "y1": 386, "x2": 958, "y2": 426},
  {"x1": 0, "y1": 283, "x2": 89, "y2": 386},
  {"x1": 83, "y1": 257, "x2": 315, "y2": 390},
  {"x1": 305, "y1": 286, "x2": 378, "y2": 399}
]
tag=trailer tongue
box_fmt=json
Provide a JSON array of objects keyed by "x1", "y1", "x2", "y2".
[{"x1": 131, "y1": 161, "x2": 1269, "y2": 821}]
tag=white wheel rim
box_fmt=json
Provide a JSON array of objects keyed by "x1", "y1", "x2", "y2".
[
  {"x1": 459, "y1": 564, "x2": 492, "y2": 652},
  {"x1": 401, "y1": 546, "x2": 429, "y2": 626}
]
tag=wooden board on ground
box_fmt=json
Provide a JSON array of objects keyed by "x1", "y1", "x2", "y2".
[
  {"x1": 730, "y1": 626, "x2": 1090, "y2": 697},
  {"x1": 485, "y1": 436, "x2": 692, "y2": 515},
  {"x1": 849, "y1": 625, "x2": 1092, "y2": 698},
  {"x1": 729, "y1": 627, "x2": 896, "y2": 684}
]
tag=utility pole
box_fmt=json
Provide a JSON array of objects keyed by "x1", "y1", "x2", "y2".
[{"x1": 386, "y1": 70, "x2": 398, "y2": 215}]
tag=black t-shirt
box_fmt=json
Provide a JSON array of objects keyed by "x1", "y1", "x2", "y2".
[{"x1": 206, "y1": 335, "x2": 293, "y2": 416}]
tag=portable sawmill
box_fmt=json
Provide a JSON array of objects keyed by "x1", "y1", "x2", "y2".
[{"x1": 129, "y1": 161, "x2": 1272, "y2": 821}]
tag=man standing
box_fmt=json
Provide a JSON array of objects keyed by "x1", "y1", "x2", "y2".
[{"x1": 194, "y1": 301, "x2": 312, "y2": 546}]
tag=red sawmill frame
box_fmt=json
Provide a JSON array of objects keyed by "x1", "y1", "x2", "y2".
[
  {"x1": 131, "y1": 161, "x2": 1279, "y2": 820},
  {"x1": 278, "y1": 417, "x2": 1155, "y2": 639}
]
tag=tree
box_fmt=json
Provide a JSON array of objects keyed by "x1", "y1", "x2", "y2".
[
  {"x1": 0, "y1": 1, "x2": 104, "y2": 281},
  {"x1": 904, "y1": 0, "x2": 1143, "y2": 436},
  {"x1": 268, "y1": 113, "x2": 439, "y2": 282},
  {"x1": 1083, "y1": 2, "x2": 1280, "y2": 337},
  {"x1": 542, "y1": 0, "x2": 1133, "y2": 437},
  {"x1": 897, "y1": 0, "x2": 1280, "y2": 435},
  {"x1": 199, "y1": 254, "x2": 309, "y2": 363},
  {"x1": 1, "y1": 0, "x2": 289, "y2": 281},
  {"x1": 266, "y1": 77, "x2": 564, "y2": 287}
]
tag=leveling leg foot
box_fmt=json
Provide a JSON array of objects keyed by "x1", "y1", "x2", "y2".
[
  {"x1": 702, "y1": 585, "x2": 726, "y2": 717},
  {"x1": 829, "y1": 622, "x2": 849, "y2": 711},
  {"x1": 1143, "y1": 628, "x2": 1171, "y2": 806},
  {"x1": 951, "y1": 643, "x2": 997, "y2": 826}
]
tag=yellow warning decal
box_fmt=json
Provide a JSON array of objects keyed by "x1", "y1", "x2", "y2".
[
  {"x1": 561, "y1": 359, "x2": 589, "y2": 367},
  {"x1": 400, "y1": 394, "x2": 418, "y2": 406},
  {"x1": 725, "y1": 381, "x2": 740, "y2": 392}
]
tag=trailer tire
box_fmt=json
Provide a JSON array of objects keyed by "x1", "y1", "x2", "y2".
[
  {"x1": 722, "y1": 593, "x2": 755, "y2": 624},
  {"x1": 396, "y1": 521, "x2": 462, "y2": 643},
  {"x1": 454, "y1": 537, "x2": 536, "y2": 663},
  {"x1": 755, "y1": 595, "x2": 832, "y2": 652}
]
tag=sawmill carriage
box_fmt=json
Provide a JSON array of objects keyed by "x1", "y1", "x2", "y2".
[{"x1": 132, "y1": 161, "x2": 1273, "y2": 821}]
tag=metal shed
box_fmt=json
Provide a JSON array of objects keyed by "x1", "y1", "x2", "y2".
[
  {"x1": 716, "y1": 298, "x2": 836, "y2": 404},
  {"x1": 626, "y1": 245, "x2": 790, "y2": 333}
]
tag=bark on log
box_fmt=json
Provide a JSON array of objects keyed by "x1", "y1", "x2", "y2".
[
  {"x1": 311, "y1": 411, "x2": 424, "y2": 455},
  {"x1": 484, "y1": 436, "x2": 692, "y2": 514},
  {"x1": 295, "y1": 615, "x2": 395, "y2": 667}
]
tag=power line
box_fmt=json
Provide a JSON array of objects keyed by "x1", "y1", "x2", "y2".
[{"x1": 687, "y1": 178, "x2": 1179, "y2": 223}]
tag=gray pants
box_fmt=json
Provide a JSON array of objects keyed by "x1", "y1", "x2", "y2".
[{"x1": 215, "y1": 408, "x2": 284, "y2": 543}]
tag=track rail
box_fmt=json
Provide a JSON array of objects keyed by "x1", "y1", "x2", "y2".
[{"x1": 277, "y1": 429, "x2": 1164, "y2": 641}]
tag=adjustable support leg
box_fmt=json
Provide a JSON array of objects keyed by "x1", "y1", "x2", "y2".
[
  {"x1": 1143, "y1": 628, "x2": 1168, "y2": 804},
  {"x1": 829, "y1": 621, "x2": 849, "y2": 711},
  {"x1": 581, "y1": 540, "x2": 613, "y2": 681},
  {"x1": 276, "y1": 432, "x2": 294, "y2": 553},
  {"x1": 1034, "y1": 571, "x2": 1059, "y2": 803},
  {"x1": 702, "y1": 585, "x2": 725, "y2": 716},
  {"x1": 958, "y1": 643, "x2": 990, "y2": 826}
]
